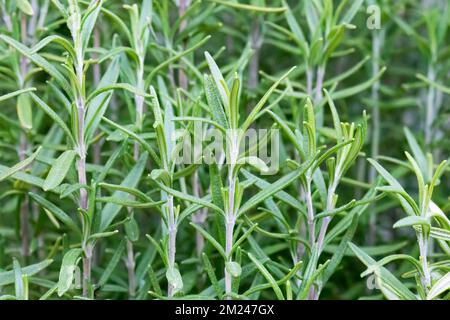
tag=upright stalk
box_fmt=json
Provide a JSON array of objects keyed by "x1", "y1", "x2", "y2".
[
  {"x1": 125, "y1": 54, "x2": 144, "y2": 299},
  {"x1": 314, "y1": 66, "x2": 325, "y2": 104},
  {"x1": 92, "y1": 28, "x2": 103, "y2": 171},
  {"x1": 417, "y1": 232, "x2": 431, "y2": 292},
  {"x1": 316, "y1": 182, "x2": 337, "y2": 254},
  {"x1": 308, "y1": 181, "x2": 337, "y2": 300},
  {"x1": 224, "y1": 134, "x2": 238, "y2": 299},
  {"x1": 71, "y1": 16, "x2": 90, "y2": 297},
  {"x1": 305, "y1": 178, "x2": 315, "y2": 247},
  {"x1": 18, "y1": 14, "x2": 31, "y2": 261},
  {"x1": 368, "y1": 30, "x2": 382, "y2": 245},
  {"x1": 177, "y1": 0, "x2": 189, "y2": 90},
  {"x1": 248, "y1": 17, "x2": 262, "y2": 91},
  {"x1": 191, "y1": 171, "x2": 207, "y2": 257},
  {"x1": 314, "y1": 65, "x2": 326, "y2": 127},
  {"x1": 424, "y1": 65, "x2": 436, "y2": 147},
  {"x1": 167, "y1": 195, "x2": 177, "y2": 297}
]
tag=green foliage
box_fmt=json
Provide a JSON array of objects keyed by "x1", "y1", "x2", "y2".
[{"x1": 0, "y1": 0, "x2": 449, "y2": 301}]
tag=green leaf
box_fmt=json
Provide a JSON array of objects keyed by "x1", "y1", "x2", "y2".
[
  {"x1": 204, "y1": 51, "x2": 229, "y2": 109},
  {"x1": 85, "y1": 58, "x2": 120, "y2": 142},
  {"x1": 157, "y1": 182, "x2": 224, "y2": 215},
  {"x1": 0, "y1": 260, "x2": 53, "y2": 286},
  {"x1": 247, "y1": 252, "x2": 284, "y2": 300},
  {"x1": 17, "y1": 93, "x2": 33, "y2": 130},
  {"x1": 238, "y1": 159, "x2": 313, "y2": 216},
  {"x1": 348, "y1": 243, "x2": 416, "y2": 300},
  {"x1": 202, "y1": 253, "x2": 223, "y2": 298},
  {"x1": 324, "y1": 89, "x2": 342, "y2": 141},
  {"x1": 322, "y1": 213, "x2": 358, "y2": 285},
  {"x1": 43, "y1": 150, "x2": 77, "y2": 191},
  {"x1": 166, "y1": 267, "x2": 183, "y2": 295},
  {"x1": 430, "y1": 227, "x2": 450, "y2": 242},
  {"x1": 241, "y1": 169, "x2": 306, "y2": 215},
  {"x1": 57, "y1": 248, "x2": 82, "y2": 296},
  {"x1": 97, "y1": 152, "x2": 148, "y2": 232},
  {"x1": 89, "y1": 230, "x2": 119, "y2": 240},
  {"x1": 0, "y1": 147, "x2": 42, "y2": 182},
  {"x1": 30, "y1": 93, "x2": 75, "y2": 146},
  {"x1": 404, "y1": 128, "x2": 428, "y2": 181},
  {"x1": 190, "y1": 222, "x2": 226, "y2": 259},
  {"x1": 150, "y1": 169, "x2": 171, "y2": 187},
  {"x1": 209, "y1": 161, "x2": 225, "y2": 211},
  {"x1": 427, "y1": 272, "x2": 450, "y2": 300},
  {"x1": 98, "y1": 183, "x2": 154, "y2": 203},
  {"x1": 30, "y1": 35, "x2": 76, "y2": 59},
  {"x1": 204, "y1": 74, "x2": 229, "y2": 129},
  {"x1": 102, "y1": 117, "x2": 160, "y2": 166},
  {"x1": 340, "y1": 0, "x2": 363, "y2": 24},
  {"x1": 146, "y1": 34, "x2": 211, "y2": 86},
  {"x1": 125, "y1": 217, "x2": 139, "y2": 242},
  {"x1": 80, "y1": 0, "x2": 103, "y2": 50},
  {"x1": 0, "y1": 87, "x2": 36, "y2": 103},
  {"x1": 393, "y1": 216, "x2": 430, "y2": 230},
  {"x1": 16, "y1": 0, "x2": 34, "y2": 15},
  {"x1": 331, "y1": 67, "x2": 386, "y2": 100},
  {"x1": 238, "y1": 156, "x2": 269, "y2": 174},
  {"x1": 29, "y1": 192, "x2": 80, "y2": 234},
  {"x1": 96, "y1": 197, "x2": 163, "y2": 209},
  {"x1": 241, "y1": 66, "x2": 296, "y2": 133},
  {"x1": 0, "y1": 35, "x2": 71, "y2": 95},
  {"x1": 226, "y1": 261, "x2": 242, "y2": 278},
  {"x1": 211, "y1": 0, "x2": 286, "y2": 13},
  {"x1": 13, "y1": 259, "x2": 24, "y2": 299}
]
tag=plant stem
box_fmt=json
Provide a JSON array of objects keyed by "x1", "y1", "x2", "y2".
[
  {"x1": 19, "y1": 14, "x2": 31, "y2": 261},
  {"x1": 167, "y1": 194, "x2": 177, "y2": 297},
  {"x1": 125, "y1": 53, "x2": 145, "y2": 299},
  {"x1": 248, "y1": 17, "x2": 261, "y2": 90},
  {"x1": 316, "y1": 182, "x2": 336, "y2": 254},
  {"x1": 192, "y1": 171, "x2": 207, "y2": 256},
  {"x1": 418, "y1": 232, "x2": 431, "y2": 293},
  {"x1": 224, "y1": 135, "x2": 238, "y2": 299},
  {"x1": 74, "y1": 29, "x2": 91, "y2": 296},
  {"x1": 368, "y1": 31, "x2": 382, "y2": 245},
  {"x1": 308, "y1": 182, "x2": 336, "y2": 300},
  {"x1": 20, "y1": 192, "x2": 30, "y2": 261},
  {"x1": 315, "y1": 65, "x2": 326, "y2": 127},
  {"x1": 305, "y1": 178, "x2": 315, "y2": 248},
  {"x1": 314, "y1": 66, "x2": 325, "y2": 104},
  {"x1": 177, "y1": 0, "x2": 189, "y2": 90},
  {"x1": 92, "y1": 27, "x2": 103, "y2": 166},
  {"x1": 424, "y1": 65, "x2": 436, "y2": 147},
  {"x1": 125, "y1": 239, "x2": 136, "y2": 297},
  {"x1": 82, "y1": 242, "x2": 93, "y2": 297}
]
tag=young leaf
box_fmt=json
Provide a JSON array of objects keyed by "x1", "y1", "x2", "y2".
[
  {"x1": 166, "y1": 267, "x2": 183, "y2": 295},
  {"x1": 97, "y1": 152, "x2": 148, "y2": 232},
  {"x1": 0, "y1": 260, "x2": 53, "y2": 286},
  {"x1": 0, "y1": 147, "x2": 42, "y2": 182},
  {"x1": 57, "y1": 248, "x2": 82, "y2": 297},
  {"x1": 427, "y1": 272, "x2": 450, "y2": 300},
  {"x1": 43, "y1": 150, "x2": 77, "y2": 191},
  {"x1": 247, "y1": 252, "x2": 284, "y2": 300},
  {"x1": 226, "y1": 261, "x2": 242, "y2": 278}
]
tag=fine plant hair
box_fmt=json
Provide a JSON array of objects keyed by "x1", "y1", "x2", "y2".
[{"x1": 0, "y1": 0, "x2": 449, "y2": 301}]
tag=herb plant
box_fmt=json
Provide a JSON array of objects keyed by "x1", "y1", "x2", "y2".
[{"x1": 0, "y1": 0, "x2": 449, "y2": 300}]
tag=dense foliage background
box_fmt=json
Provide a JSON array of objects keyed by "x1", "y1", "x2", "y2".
[{"x1": 0, "y1": 0, "x2": 449, "y2": 300}]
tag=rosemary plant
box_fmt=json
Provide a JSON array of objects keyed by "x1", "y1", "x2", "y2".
[{"x1": 0, "y1": 0, "x2": 449, "y2": 301}]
